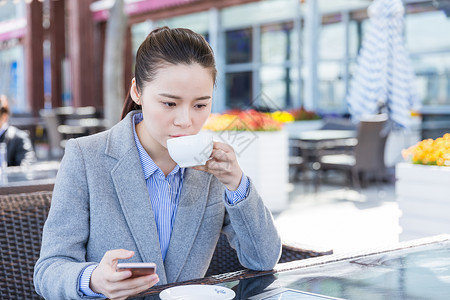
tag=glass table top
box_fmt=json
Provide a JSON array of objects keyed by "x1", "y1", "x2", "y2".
[{"x1": 221, "y1": 241, "x2": 450, "y2": 300}]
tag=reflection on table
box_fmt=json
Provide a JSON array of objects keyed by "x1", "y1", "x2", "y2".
[
  {"x1": 136, "y1": 235, "x2": 450, "y2": 300},
  {"x1": 0, "y1": 161, "x2": 59, "y2": 194}
]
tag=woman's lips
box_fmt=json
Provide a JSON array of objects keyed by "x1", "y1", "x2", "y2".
[{"x1": 170, "y1": 134, "x2": 188, "y2": 138}]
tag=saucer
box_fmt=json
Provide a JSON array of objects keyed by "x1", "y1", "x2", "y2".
[{"x1": 159, "y1": 284, "x2": 235, "y2": 300}]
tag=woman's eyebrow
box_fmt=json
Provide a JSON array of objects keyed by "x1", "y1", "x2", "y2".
[
  {"x1": 195, "y1": 96, "x2": 212, "y2": 101},
  {"x1": 158, "y1": 93, "x2": 211, "y2": 101},
  {"x1": 159, "y1": 93, "x2": 181, "y2": 99}
]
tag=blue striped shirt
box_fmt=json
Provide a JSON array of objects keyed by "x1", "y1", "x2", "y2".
[
  {"x1": 132, "y1": 113, "x2": 184, "y2": 261},
  {"x1": 79, "y1": 112, "x2": 249, "y2": 297}
]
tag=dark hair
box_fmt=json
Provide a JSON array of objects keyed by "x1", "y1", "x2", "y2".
[
  {"x1": 0, "y1": 95, "x2": 9, "y2": 115},
  {"x1": 121, "y1": 27, "x2": 217, "y2": 119}
]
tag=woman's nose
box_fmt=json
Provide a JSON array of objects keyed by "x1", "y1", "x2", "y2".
[{"x1": 174, "y1": 108, "x2": 192, "y2": 128}]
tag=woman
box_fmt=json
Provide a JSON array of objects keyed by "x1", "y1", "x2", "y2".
[{"x1": 34, "y1": 27, "x2": 281, "y2": 300}]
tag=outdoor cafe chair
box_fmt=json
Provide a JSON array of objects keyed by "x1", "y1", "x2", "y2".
[
  {"x1": 316, "y1": 114, "x2": 389, "y2": 189},
  {"x1": 0, "y1": 191, "x2": 51, "y2": 299},
  {"x1": 320, "y1": 117, "x2": 358, "y2": 131},
  {"x1": 288, "y1": 117, "x2": 358, "y2": 184}
]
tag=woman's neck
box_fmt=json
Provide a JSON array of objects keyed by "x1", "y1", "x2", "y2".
[{"x1": 136, "y1": 123, "x2": 177, "y2": 177}]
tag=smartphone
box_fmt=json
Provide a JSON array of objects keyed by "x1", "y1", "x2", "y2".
[{"x1": 116, "y1": 262, "x2": 156, "y2": 278}]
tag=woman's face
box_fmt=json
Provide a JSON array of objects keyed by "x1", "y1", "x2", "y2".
[{"x1": 131, "y1": 63, "x2": 214, "y2": 155}]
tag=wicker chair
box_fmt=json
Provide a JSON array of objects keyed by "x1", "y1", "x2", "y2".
[
  {"x1": 205, "y1": 233, "x2": 333, "y2": 276},
  {"x1": 0, "y1": 191, "x2": 52, "y2": 299}
]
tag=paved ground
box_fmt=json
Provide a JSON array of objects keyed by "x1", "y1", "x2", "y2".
[{"x1": 274, "y1": 173, "x2": 401, "y2": 254}]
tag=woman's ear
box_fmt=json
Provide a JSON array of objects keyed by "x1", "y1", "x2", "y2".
[{"x1": 130, "y1": 78, "x2": 141, "y2": 105}]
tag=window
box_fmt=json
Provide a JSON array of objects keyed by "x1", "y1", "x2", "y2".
[
  {"x1": 260, "y1": 66, "x2": 298, "y2": 110},
  {"x1": 412, "y1": 53, "x2": 450, "y2": 106},
  {"x1": 226, "y1": 28, "x2": 252, "y2": 64},
  {"x1": 315, "y1": 19, "x2": 352, "y2": 113},
  {"x1": 0, "y1": 44, "x2": 27, "y2": 113},
  {"x1": 406, "y1": 11, "x2": 450, "y2": 53},
  {"x1": 260, "y1": 22, "x2": 300, "y2": 110},
  {"x1": 0, "y1": 1, "x2": 24, "y2": 23},
  {"x1": 318, "y1": 61, "x2": 347, "y2": 112},
  {"x1": 319, "y1": 22, "x2": 346, "y2": 60},
  {"x1": 226, "y1": 72, "x2": 252, "y2": 109},
  {"x1": 406, "y1": 10, "x2": 450, "y2": 107},
  {"x1": 261, "y1": 23, "x2": 293, "y2": 64}
]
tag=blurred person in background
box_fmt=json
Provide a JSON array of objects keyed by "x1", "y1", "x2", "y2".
[{"x1": 0, "y1": 94, "x2": 36, "y2": 166}]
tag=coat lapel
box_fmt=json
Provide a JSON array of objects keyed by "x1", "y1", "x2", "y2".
[
  {"x1": 106, "y1": 111, "x2": 167, "y2": 284},
  {"x1": 164, "y1": 168, "x2": 212, "y2": 282}
]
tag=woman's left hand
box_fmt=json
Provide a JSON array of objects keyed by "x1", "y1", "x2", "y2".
[{"x1": 193, "y1": 141, "x2": 242, "y2": 191}]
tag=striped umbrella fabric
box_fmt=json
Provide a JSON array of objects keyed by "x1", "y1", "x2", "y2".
[{"x1": 346, "y1": 0, "x2": 421, "y2": 128}]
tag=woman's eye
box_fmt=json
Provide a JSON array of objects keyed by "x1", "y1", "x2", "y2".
[
  {"x1": 163, "y1": 102, "x2": 176, "y2": 107},
  {"x1": 195, "y1": 104, "x2": 207, "y2": 109}
]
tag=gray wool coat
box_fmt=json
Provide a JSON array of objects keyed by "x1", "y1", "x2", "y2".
[{"x1": 34, "y1": 111, "x2": 281, "y2": 300}]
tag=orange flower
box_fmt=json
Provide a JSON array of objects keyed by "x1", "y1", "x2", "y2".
[
  {"x1": 402, "y1": 133, "x2": 450, "y2": 166},
  {"x1": 202, "y1": 110, "x2": 283, "y2": 131}
]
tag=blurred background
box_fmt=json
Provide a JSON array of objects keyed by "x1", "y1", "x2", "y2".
[{"x1": 1, "y1": 0, "x2": 449, "y2": 161}]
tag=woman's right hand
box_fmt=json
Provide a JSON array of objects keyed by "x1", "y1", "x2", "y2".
[{"x1": 90, "y1": 249, "x2": 159, "y2": 300}]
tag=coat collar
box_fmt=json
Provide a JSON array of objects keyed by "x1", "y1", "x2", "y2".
[
  {"x1": 164, "y1": 168, "x2": 212, "y2": 282},
  {"x1": 106, "y1": 111, "x2": 167, "y2": 283},
  {"x1": 104, "y1": 111, "x2": 138, "y2": 160}
]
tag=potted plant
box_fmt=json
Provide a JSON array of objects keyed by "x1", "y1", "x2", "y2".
[
  {"x1": 202, "y1": 109, "x2": 288, "y2": 212},
  {"x1": 396, "y1": 133, "x2": 450, "y2": 241}
]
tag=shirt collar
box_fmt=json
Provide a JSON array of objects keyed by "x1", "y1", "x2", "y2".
[{"x1": 132, "y1": 113, "x2": 184, "y2": 179}]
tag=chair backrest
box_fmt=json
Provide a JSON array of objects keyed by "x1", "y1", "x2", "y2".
[
  {"x1": 354, "y1": 114, "x2": 389, "y2": 172},
  {"x1": 0, "y1": 183, "x2": 54, "y2": 196},
  {"x1": 0, "y1": 191, "x2": 52, "y2": 299},
  {"x1": 321, "y1": 117, "x2": 358, "y2": 131}
]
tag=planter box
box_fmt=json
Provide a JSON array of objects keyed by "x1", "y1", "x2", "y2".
[
  {"x1": 213, "y1": 130, "x2": 289, "y2": 213},
  {"x1": 396, "y1": 162, "x2": 450, "y2": 241}
]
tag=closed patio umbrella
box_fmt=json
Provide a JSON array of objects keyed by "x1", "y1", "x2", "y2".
[{"x1": 346, "y1": 0, "x2": 421, "y2": 128}]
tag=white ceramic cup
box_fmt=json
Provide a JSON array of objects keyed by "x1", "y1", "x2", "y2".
[{"x1": 167, "y1": 133, "x2": 213, "y2": 168}]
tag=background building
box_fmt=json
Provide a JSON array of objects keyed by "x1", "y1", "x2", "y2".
[{"x1": 1, "y1": 0, "x2": 449, "y2": 137}]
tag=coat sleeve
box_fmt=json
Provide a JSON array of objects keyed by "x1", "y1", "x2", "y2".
[
  {"x1": 34, "y1": 139, "x2": 96, "y2": 300},
  {"x1": 222, "y1": 178, "x2": 282, "y2": 271}
]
